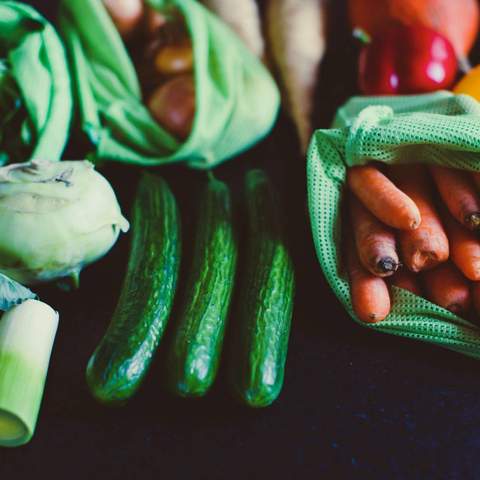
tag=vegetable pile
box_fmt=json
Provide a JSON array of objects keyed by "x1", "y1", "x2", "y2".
[
  {"x1": 350, "y1": 0, "x2": 480, "y2": 94},
  {"x1": 346, "y1": 163, "x2": 480, "y2": 323},
  {"x1": 339, "y1": 0, "x2": 480, "y2": 324},
  {"x1": 87, "y1": 169, "x2": 295, "y2": 408},
  {"x1": 58, "y1": 0, "x2": 280, "y2": 168}
]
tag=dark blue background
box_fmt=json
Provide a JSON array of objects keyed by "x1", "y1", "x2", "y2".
[{"x1": 2, "y1": 1, "x2": 480, "y2": 478}]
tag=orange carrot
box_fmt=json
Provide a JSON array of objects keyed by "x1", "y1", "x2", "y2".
[
  {"x1": 345, "y1": 233, "x2": 391, "y2": 323},
  {"x1": 347, "y1": 165, "x2": 421, "y2": 231},
  {"x1": 442, "y1": 208, "x2": 480, "y2": 281},
  {"x1": 388, "y1": 165, "x2": 449, "y2": 272},
  {"x1": 389, "y1": 269, "x2": 423, "y2": 296},
  {"x1": 422, "y1": 262, "x2": 471, "y2": 315},
  {"x1": 430, "y1": 165, "x2": 480, "y2": 231},
  {"x1": 349, "y1": 194, "x2": 400, "y2": 277}
]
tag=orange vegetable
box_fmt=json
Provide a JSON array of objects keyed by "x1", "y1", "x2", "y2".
[
  {"x1": 147, "y1": 74, "x2": 195, "y2": 140},
  {"x1": 454, "y1": 66, "x2": 480, "y2": 102},
  {"x1": 347, "y1": 165, "x2": 421, "y2": 231},
  {"x1": 349, "y1": 194, "x2": 399, "y2": 277},
  {"x1": 430, "y1": 165, "x2": 480, "y2": 231},
  {"x1": 442, "y1": 209, "x2": 480, "y2": 281},
  {"x1": 102, "y1": 0, "x2": 144, "y2": 39},
  {"x1": 345, "y1": 233, "x2": 391, "y2": 323},
  {"x1": 348, "y1": 0, "x2": 479, "y2": 58},
  {"x1": 389, "y1": 269, "x2": 422, "y2": 297},
  {"x1": 422, "y1": 262, "x2": 472, "y2": 315},
  {"x1": 388, "y1": 165, "x2": 449, "y2": 272}
]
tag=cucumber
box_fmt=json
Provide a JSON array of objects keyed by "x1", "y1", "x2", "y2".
[
  {"x1": 167, "y1": 175, "x2": 237, "y2": 397},
  {"x1": 230, "y1": 169, "x2": 295, "y2": 408},
  {"x1": 86, "y1": 173, "x2": 181, "y2": 405}
]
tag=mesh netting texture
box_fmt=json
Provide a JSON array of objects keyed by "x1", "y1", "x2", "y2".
[{"x1": 307, "y1": 91, "x2": 480, "y2": 359}]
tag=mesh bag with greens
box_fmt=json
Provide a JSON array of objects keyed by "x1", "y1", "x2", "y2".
[
  {"x1": 0, "y1": 1, "x2": 72, "y2": 164},
  {"x1": 58, "y1": 0, "x2": 280, "y2": 169},
  {"x1": 307, "y1": 91, "x2": 480, "y2": 359}
]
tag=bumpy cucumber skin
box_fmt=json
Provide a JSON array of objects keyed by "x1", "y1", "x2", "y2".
[
  {"x1": 231, "y1": 169, "x2": 295, "y2": 408},
  {"x1": 168, "y1": 177, "x2": 237, "y2": 397},
  {"x1": 86, "y1": 173, "x2": 181, "y2": 405}
]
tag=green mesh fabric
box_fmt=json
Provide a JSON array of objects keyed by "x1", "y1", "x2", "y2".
[
  {"x1": 58, "y1": 0, "x2": 280, "y2": 169},
  {"x1": 307, "y1": 91, "x2": 480, "y2": 360},
  {"x1": 0, "y1": 1, "x2": 72, "y2": 162}
]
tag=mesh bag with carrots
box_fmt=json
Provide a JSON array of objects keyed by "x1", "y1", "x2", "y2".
[
  {"x1": 58, "y1": 0, "x2": 280, "y2": 169},
  {"x1": 0, "y1": 1, "x2": 72, "y2": 164},
  {"x1": 307, "y1": 91, "x2": 480, "y2": 359}
]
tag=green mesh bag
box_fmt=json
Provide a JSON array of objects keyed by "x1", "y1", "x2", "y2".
[
  {"x1": 0, "y1": 2, "x2": 72, "y2": 164},
  {"x1": 307, "y1": 91, "x2": 480, "y2": 360},
  {"x1": 58, "y1": 0, "x2": 280, "y2": 169}
]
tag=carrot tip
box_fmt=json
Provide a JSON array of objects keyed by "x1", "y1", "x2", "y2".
[
  {"x1": 376, "y1": 257, "x2": 399, "y2": 275},
  {"x1": 410, "y1": 219, "x2": 420, "y2": 230},
  {"x1": 466, "y1": 213, "x2": 480, "y2": 230},
  {"x1": 367, "y1": 312, "x2": 387, "y2": 323}
]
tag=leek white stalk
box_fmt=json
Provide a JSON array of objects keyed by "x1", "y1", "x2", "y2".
[{"x1": 0, "y1": 300, "x2": 59, "y2": 447}]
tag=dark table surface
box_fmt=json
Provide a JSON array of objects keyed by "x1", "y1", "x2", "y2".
[{"x1": 3, "y1": 1, "x2": 480, "y2": 479}]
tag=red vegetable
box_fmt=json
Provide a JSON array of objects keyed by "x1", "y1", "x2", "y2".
[{"x1": 358, "y1": 24, "x2": 458, "y2": 95}]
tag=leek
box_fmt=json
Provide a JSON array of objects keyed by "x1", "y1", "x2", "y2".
[{"x1": 0, "y1": 300, "x2": 58, "y2": 447}]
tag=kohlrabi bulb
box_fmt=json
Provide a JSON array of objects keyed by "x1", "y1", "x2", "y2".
[{"x1": 0, "y1": 160, "x2": 129, "y2": 285}]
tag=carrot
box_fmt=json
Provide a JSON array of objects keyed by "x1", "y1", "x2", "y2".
[
  {"x1": 442, "y1": 207, "x2": 480, "y2": 281},
  {"x1": 349, "y1": 194, "x2": 400, "y2": 277},
  {"x1": 389, "y1": 269, "x2": 423, "y2": 296},
  {"x1": 266, "y1": 0, "x2": 327, "y2": 153},
  {"x1": 201, "y1": 0, "x2": 265, "y2": 58},
  {"x1": 422, "y1": 262, "x2": 472, "y2": 315},
  {"x1": 430, "y1": 165, "x2": 480, "y2": 231},
  {"x1": 345, "y1": 233, "x2": 391, "y2": 323},
  {"x1": 388, "y1": 165, "x2": 449, "y2": 272},
  {"x1": 347, "y1": 165, "x2": 421, "y2": 231}
]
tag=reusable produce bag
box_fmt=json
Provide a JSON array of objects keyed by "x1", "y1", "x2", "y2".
[
  {"x1": 307, "y1": 91, "x2": 480, "y2": 359},
  {"x1": 0, "y1": 2, "x2": 72, "y2": 163},
  {"x1": 58, "y1": 0, "x2": 280, "y2": 169}
]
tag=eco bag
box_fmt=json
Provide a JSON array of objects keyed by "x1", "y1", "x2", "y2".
[
  {"x1": 0, "y1": 1, "x2": 72, "y2": 164},
  {"x1": 307, "y1": 91, "x2": 480, "y2": 359},
  {"x1": 58, "y1": 0, "x2": 280, "y2": 169}
]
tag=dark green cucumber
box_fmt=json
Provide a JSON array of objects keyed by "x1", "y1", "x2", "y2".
[
  {"x1": 167, "y1": 175, "x2": 237, "y2": 397},
  {"x1": 86, "y1": 173, "x2": 181, "y2": 405},
  {"x1": 230, "y1": 169, "x2": 295, "y2": 408}
]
